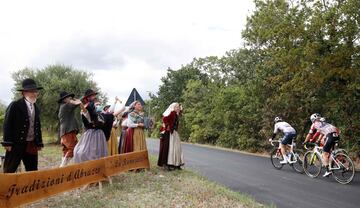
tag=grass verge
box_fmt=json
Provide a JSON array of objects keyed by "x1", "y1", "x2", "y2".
[{"x1": 0, "y1": 145, "x2": 265, "y2": 208}]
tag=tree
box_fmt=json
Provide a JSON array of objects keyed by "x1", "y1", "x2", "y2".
[
  {"x1": 11, "y1": 65, "x2": 106, "y2": 134},
  {"x1": 148, "y1": 64, "x2": 207, "y2": 138},
  {"x1": 243, "y1": 0, "x2": 360, "y2": 154},
  {"x1": 148, "y1": 0, "x2": 360, "y2": 157},
  {"x1": 0, "y1": 100, "x2": 6, "y2": 135}
]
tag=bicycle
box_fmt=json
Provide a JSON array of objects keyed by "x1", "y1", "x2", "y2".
[
  {"x1": 303, "y1": 141, "x2": 355, "y2": 184},
  {"x1": 269, "y1": 139, "x2": 304, "y2": 173}
]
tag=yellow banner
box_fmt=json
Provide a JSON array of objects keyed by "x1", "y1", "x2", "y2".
[{"x1": 0, "y1": 150, "x2": 150, "y2": 208}]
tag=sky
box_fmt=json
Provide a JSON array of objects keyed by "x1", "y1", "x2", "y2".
[{"x1": 0, "y1": 0, "x2": 254, "y2": 106}]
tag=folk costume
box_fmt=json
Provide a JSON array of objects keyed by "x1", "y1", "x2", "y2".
[
  {"x1": 104, "y1": 100, "x2": 125, "y2": 156},
  {"x1": 73, "y1": 90, "x2": 108, "y2": 163},
  {"x1": 58, "y1": 91, "x2": 80, "y2": 167},
  {"x1": 122, "y1": 103, "x2": 136, "y2": 153},
  {"x1": 127, "y1": 110, "x2": 147, "y2": 152},
  {"x1": 118, "y1": 112, "x2": 129, "y2": 154},
  {"x1": 161, "y1": 103, "x2": 184, "y2": 168},
  {"x1": 2, "y1": 78, "x2": 44, "y2": 173},
  {"x1": 107, "y1": 117, "x2": 120, "y2": 155},
  {"x1": 157, "y1": 122, "x2": 169, "y2": 167},
  {"x1": 123, "y1": 126, "x2": 134, "y2": 153}
]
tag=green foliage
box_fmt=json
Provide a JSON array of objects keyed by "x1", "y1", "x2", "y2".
[
  {"x1": 0, "y1": 100, "x2": 7, "y2": 135},
  {"x1": 182, "y1": 80, "x2": 219, "y2": 143},
  {"x1": 149, "y1": 0, "x2": 360, "y2": 157},
  {"x1": 148, "y1": 65, "x2": 207, "y2": 139},
  {"x1": 11, "y1": 65, "x2": 107, "y2": 133}
]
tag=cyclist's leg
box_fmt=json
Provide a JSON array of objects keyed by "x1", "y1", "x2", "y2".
[
  {"x1": 280, "y1": 143, "x2": 287, "y2": 162},
  {"x1": 322, "y1": 133, "x2": 337, "y2": 176},
  {"x1": 288, "y1": 133, "x2": 296, "y2": 163},
  {"x1": 280, "y1": 134, "x2": 293, "y2": 163},
  {"x1": 290, "y1": 133, "x2": 296, "y2": 152}
]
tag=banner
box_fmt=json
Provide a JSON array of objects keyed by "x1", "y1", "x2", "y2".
[{"x1": 0, "y1": 150, "x2": 149, "y2": 208}]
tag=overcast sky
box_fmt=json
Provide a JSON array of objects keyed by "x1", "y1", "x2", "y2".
[{"x1": 0, "y1": 0, "x2": 254, "y2": 105}]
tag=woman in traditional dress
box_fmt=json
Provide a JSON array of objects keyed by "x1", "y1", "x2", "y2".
[
  {"x1": 157, "y1": 121, "x2": 169, "y2": 168},
  {"x1": 103, "y1": 97, "x2": 125, "y2": 156},
  {"x1": 126, "y1": 101, "x2": 147, "y2": 152},
  {"x1": 73, "y1": 89, "x2": 108, "y2": 163},
  {"x1": 161, "y1": 102, "x2": 184, "y2": 169},
  {"x1": 118, "y1": 111, "x2": 129, "y2": 154},
  {"x1": 123, "y1": 103, "x2": 135, "y2": 153},
  {"x1": 108, "y1": 114, "x2": 120, "y2": 155}
]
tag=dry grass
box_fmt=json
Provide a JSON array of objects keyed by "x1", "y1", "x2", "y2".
[{"x1": 1, "y1": 145, "x2": 265, "y2": 208}]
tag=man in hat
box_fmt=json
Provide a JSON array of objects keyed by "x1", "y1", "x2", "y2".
[
  {"x1": 58, "y1": 91, "x2": 84, "y2": 167},
  {"x1": 2, "y1": 78, "x2": 44, "y2": 173}
]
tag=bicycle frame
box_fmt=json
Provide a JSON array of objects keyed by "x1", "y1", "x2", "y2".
[
  {"x1": 270, "y1": 140, "x2": 298, "y2": 163},
  {"x1": 307, "y1": 143, "x2": 345, "y2": 168},
  {"x1": 309, "y1": 145, "x2": 323, "y2": 165},
  {"x1": 303, "y1": 140, "x2": 355, "y2": 184},
  {"x1": 329, "y1": 153, "x2": 347, "y2": 171}
]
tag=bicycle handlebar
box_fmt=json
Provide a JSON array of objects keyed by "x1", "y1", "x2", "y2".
[{"x1": 269, "y1": 139, "x2": 281, "y2": 146}]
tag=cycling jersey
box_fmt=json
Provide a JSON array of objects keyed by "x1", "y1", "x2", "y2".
[
  {"x1": 310, "y1": 131, "x2": 320, "y2": 142},
  {"x1": 308, "y1": 121, "x2": 338, "y2": 135},
  {"x1": 274, "y1": 121, "x2": 296, "y2": 134},
  {"x1": 310, "y1": 132, "x2": 324, "y2": 146}
]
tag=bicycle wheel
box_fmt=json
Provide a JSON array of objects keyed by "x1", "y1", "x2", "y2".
[
  {"x1": 291, "y1": 150, "x2": 304, "y2": 173},
  {"x1": 334, "y1": 148, "x2": 349, "y2": 156},
  {"x1": 270, "y1": 148, "x2": 284, "y2": 169},
  {"x1": 331, "y1": 153, "x2": 355, "y2": 185},
  {"x1": 303, "y1": 151, "x2": 322, "y2": 178}
]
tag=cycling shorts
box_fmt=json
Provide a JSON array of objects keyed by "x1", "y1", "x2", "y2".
[
  {"x1": 281, "y1": 133, "x2": 296, "y2": 145},
  {"x1": 323, "y1": 132, "x2": 340, "y2": 153}
]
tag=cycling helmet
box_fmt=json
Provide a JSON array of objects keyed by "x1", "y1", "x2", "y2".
[
  {"x1": 274, "y1": 116, "x2": 282, "y2": 123},
  {"x1": 310, "y1": 113, "x2": 321, "y2": 123}
]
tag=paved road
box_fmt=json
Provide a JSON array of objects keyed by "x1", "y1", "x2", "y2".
[{"x1": 147, "y1": 139, "x2": 360, "y2": 208}]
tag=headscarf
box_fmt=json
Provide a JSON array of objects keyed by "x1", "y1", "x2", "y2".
[{"x1": 162, "y1": 102, "x2": 179, "y2": 117}]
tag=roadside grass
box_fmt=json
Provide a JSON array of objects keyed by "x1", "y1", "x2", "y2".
[{"x1": 2, "y1": 144, "x2": 265, "y2": 208}]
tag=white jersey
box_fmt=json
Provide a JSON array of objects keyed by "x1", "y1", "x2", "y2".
[
  {"x1": 274, "y1": 121, "x2": 296, "y2": 134},
  {"x1": 309, "y1": 121, "x2": 338, "y2": 135}
]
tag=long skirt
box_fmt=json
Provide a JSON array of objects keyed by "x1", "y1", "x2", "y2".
[
  {"x1": 118, "y1": 128, "x2": 127, "y2": 154},
  {"x1": 123, "y1": 128, "x2": 134, "y2": 153},
  {"x1": 167, "y1": 130, "x2": 184, "y2": 166},
  {"x1": 73, "y1": 129, "x2": 108, "y2": 163},
  {"x1": 107, "y1": 127, "x2": 119, "y2": 156},
  {"x1": 157, "y1": 131, "x2": 170, "y2": 167},
  {"x1": 133, "y1": 127, "x2": 147, "y2": 152}
]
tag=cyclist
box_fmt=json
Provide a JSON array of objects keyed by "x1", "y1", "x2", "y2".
[
  {"x1": 270, "y1": 117, "x2": 297, "y2": 164},
  {"x1": 304, "y1": 113, "x2": 340, "y2": 177},
  {"x1": 308, "y1": 117, "x2": 327, "y2": 145}
]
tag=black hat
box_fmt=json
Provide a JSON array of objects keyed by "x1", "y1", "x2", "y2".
[
  {"x1": 17, "y1": 78, "x2": 43, "y2": 91},
  {"x1": 58, "y1": 91, "x2": 75, "y2": 103},
  {"x1": 83, "y1": 89, "x2": 98, "y2": 99}
]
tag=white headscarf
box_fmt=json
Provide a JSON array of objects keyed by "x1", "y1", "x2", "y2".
[{"x1": 162, "y1": 102, "x2": 179, "y2": 117}]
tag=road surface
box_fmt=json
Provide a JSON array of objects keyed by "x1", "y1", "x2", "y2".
[{"x1": 147, "y1": 139, "x2": 360, "y2": 208}]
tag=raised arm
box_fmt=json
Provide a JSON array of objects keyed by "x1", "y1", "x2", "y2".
[
  {"x1": 108, "y1": 96, "x2": 122, "y2": 113},
  {"x1": 113, "y1": 103, "x2": 126, "y2": 117}
]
